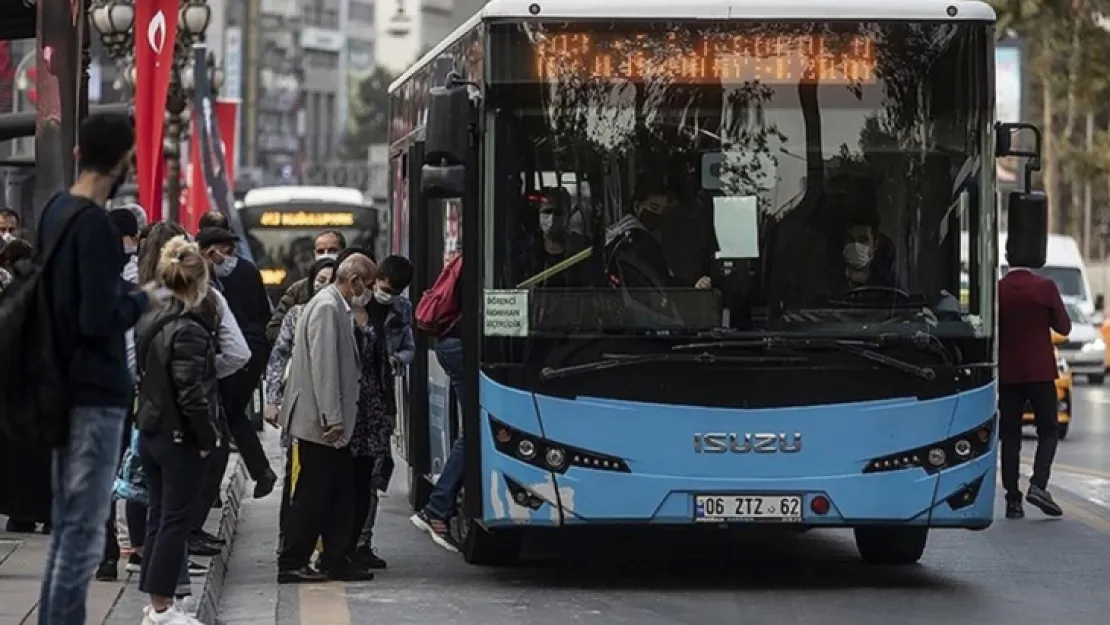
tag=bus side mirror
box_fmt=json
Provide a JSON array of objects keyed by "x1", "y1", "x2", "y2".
[
  {"x1": 421, "y1": 164, "x2": 466, "y2": 198},
  {"x1": 1006, "y1": 191, "x2": 1048, "y2": 269},
  {"x1": 422, "y1": 81, "x2": 473, "y2": 198}
]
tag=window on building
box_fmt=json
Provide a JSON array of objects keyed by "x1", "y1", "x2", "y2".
[{"x1": 349, "y1": 0, "x2": 375, "y2": 23}]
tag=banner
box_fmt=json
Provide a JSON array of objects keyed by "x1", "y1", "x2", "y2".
[
  {"x1": 32, "y1": 0, "x2": 84, "y2": 221},
  {"x1": 133, "y1": 0, "x2": 180, "y2": 222},
  {"x1": 184, "y1": 98, "x2": 239, "y2": 232},
  {"x1": 191, "y1": 44, "x2": 253, "y2": 262}
]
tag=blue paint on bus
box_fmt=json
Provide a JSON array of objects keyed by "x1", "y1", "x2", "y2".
[{"x1": 478, "y1": 374, "x2": 995, "y2": 528}]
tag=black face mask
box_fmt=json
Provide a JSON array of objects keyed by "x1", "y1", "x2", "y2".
[{"x1": 638, "y1": 211, "x2": 665, "y2": 232}]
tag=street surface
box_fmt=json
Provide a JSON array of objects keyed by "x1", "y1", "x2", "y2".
[
  {"x1": 6, "y1": 386, "x2": 1106, "y2": 625},
  {"x1": 215, "y1": 383, "x2": 1110, "y2": 625}
]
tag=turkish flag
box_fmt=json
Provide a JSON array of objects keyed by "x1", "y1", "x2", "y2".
[{"x1": 133, "y1": 1, "x2": 179, "y2": 223}]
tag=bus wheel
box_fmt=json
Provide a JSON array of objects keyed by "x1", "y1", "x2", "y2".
[
  {"x1": 460, "y1": 516, "x2": 522, "y2": 566},
  {"x1": 408, "y1": 466, "x2": 432, "y2": 512},
  {"x1": 853, "y1": 526, "x2": 928, "y2": 565}
]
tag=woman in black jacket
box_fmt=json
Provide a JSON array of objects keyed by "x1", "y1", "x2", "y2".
[{"x1": 135, "y1": 236, "x2": 221, "y2": 624}]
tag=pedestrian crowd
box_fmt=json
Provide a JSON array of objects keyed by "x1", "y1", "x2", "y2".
[{"x1": 0, "y1": 111, "x2": 431, "y2": 625}]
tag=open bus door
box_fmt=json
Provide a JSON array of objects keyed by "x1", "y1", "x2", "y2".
[{"x1": 403, "y1": 141, "x2": 434, "y2": 511}]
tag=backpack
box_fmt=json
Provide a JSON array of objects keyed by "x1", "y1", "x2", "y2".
[
  {"x1": 0, "y1": 195, "x2": 91, "y2": 448},
  {"x1": 415, "y1": 254, "x2": 463, "y2": 336}
]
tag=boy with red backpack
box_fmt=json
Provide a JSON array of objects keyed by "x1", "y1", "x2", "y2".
[{"x1": 409, "y1": 254, "x2": 466, "y2": 551}]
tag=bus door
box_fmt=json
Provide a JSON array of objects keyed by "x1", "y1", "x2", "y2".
[{"x1": 424, "y1": 197, "x2": 462, "y2": 484}]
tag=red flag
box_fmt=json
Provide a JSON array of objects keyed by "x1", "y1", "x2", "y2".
[{"x1": 133, "y1": 1, "x2": 179, "y2": 222}]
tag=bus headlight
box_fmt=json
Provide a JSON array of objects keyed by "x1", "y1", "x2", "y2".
[
  {"x1": 489, "y1": 416, "x2": 630, "y2": 474},
  {"x1": 864, "y1": 416, "x2": 995, "y2": 475}
]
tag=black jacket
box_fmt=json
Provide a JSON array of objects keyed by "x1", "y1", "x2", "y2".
[
  {"x1": 40, "y1": 192, "x2": 149, "y2": 407},
  {"x1": 214, "y1": 257, "x2": 272, "y2": 364},
  {"x1": 134, "y1": 304, "x2": 221, "y2": 450}
]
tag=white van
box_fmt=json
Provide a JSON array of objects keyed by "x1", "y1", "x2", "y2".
[
  {"x1": 962, "y1": 232, "x2": 1101, "y2": 322},
  {"x1": 998, "y1": 233, "x2": 1100, "y2": 322}
]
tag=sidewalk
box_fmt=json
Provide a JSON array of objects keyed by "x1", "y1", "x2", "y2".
[
  {"x1": 0, "y1": 521, "x2": 124, "y2": 625},
  {"x1": 0, "y1": 437, "x2": 253, "y2": 625}
]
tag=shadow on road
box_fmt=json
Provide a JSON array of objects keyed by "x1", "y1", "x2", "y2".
[{"x1": 472, "y1": 527, "x2": 962, "y2": 592}]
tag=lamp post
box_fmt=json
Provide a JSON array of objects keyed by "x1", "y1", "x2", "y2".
[{"x1": 88, "y1": 0, "x2": 221, "y2": 223}]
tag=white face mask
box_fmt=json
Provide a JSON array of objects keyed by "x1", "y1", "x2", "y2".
[
  {"x1": 0, "y1": 232, "x2": 14, "y2": 244},
  {"x1": 213, "y1": 254, "x2": 239, "y2": 277},
  {"x1": 351, "y1": 291, "x2": 373, "y2": 307},
  {"x1": 842, "y1": 242, "x2": 873, "y2": 270},
  {"x1": 374, "y1": 288, "x2": 394, "y2": 305},
  {"x1": 316, "y1": 252, "x2": 338, "y2": 261},
  {"x1": 538, "y1": 214, "x2": 554, "y2": 233}
]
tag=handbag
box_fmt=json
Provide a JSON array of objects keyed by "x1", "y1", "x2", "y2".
[{"x1": 113, "y1": 427, "x2": 149, "y2": 505}]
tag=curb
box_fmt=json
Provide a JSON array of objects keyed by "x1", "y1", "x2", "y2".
[{"x1": 195, "y1": 455, "x2": 249, "y2": 625}]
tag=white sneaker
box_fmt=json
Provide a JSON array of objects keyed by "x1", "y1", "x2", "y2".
[{"x1": 140, "y1": 605, "x2": 203, "y2": 625}]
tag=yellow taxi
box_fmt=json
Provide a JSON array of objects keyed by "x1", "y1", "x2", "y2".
[{"x1": 1027, "y1": 338, "x2": 1072, "y2": 439}]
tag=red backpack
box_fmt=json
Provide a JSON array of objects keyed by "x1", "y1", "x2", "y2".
[{"x1": 416, "y1": 254, "x2": 463, "y2": 336}]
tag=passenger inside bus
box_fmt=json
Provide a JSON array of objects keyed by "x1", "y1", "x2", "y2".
[
  {"x1": 520, "y1": 188, "x2": 598, "y2": 288},
  {"x1": 627, "y1": 183, "x2": 715, "y2": 290}
]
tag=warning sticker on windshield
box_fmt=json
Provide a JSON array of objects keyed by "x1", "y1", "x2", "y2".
[{"x1": 483, "y1": 290, "x2": 529, "y2": 337}]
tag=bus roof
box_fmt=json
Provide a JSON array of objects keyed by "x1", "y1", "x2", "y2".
[
  {"x1": 389, "y1": 0, "x2": 995, "y2": 92},
  {"x1": 241, "y1": 186, "x2": 370, "y2": 208}
]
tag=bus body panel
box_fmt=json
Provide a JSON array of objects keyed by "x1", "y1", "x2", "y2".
[{"x1": 478, "y1": 375, "x2": 995, "y2": 528}]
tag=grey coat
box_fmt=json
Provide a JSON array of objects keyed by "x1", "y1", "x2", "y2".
[{"x1": 279, "y1": 285, "x2": 360, "y2": 448}]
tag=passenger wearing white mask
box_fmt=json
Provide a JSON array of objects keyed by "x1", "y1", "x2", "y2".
[
  {"x1": 266, "y1": 230, "x2": 349, "y2": 343},
  {"x1": 837, "y1": 210, "x2": 897, "y2": 292}
]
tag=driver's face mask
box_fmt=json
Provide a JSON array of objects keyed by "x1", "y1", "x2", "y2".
[{"x1": 842, "y1": 242, "x2": 873, "y2": 270}]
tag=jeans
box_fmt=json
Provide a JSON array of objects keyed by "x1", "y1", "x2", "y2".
[
  {"x1": 38, "y1": 406, "x2": 126, "y2": 625},
  {"x1": 425, "y1": 337, "x2": 465, "y2": 521},
  {"x1": 999, "y1": 381, "x2": 1059, "y2": 502},
  {"x1": 138, "y1": 431, "x2": 205, "y2": 598}
]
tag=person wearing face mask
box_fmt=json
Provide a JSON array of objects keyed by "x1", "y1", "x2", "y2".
[
  {"x1": 277, "y1": 254, "x2": 377, "y2": 584},
  {"x1": 629, "y1": 188, "x2": 714, "y2": 290},
  {"x1": 263, "y1": 257, "x2": 338, "y2": 555},
  {"x1": 523, "y1": 188, "x2": 603, "y2": 288},
  {"x1": 109, "y1": 207, "x2": 142, "y2": 282},
  {"x1": 351, "y1": 255, "x2": 414, "y2": 568},
  {"x1": 0, "y1": 207, "x2": 19, "y2": 239},
  {"x1": 266, "y1": 230, "x2": 349, "y2": 344},
  {"x1": 30, "y1": 111, "x2": 168, "y2": 624},
  {"x1": 196, "y1": 227, "x2": 278, "y2": 503},
  {"x1": 835, "y1": 211, "x2": 897, "y2": 293}
]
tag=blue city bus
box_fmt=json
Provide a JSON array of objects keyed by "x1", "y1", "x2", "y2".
[{"x1": 387, "y1": 0, "x2": 1048, "y2": 565}]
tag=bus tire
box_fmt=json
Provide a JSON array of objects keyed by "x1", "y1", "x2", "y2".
[
  {"x1": 853, "y1": 526, "x2": 928, "y2": 565},
  {"x1": 460, "y1": 517, "x2": 522, "y2": 566},
  {"x1": 408, "y1": 466, "x2": 432, "y2": 512}
]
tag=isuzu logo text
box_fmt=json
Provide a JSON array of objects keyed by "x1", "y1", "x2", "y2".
[{"x1": 693, "y1": 433, "x2": 803, "y2": 454}]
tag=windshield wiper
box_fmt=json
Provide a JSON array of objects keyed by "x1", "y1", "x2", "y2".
[
  {"x1": 539, "y1": 352, "x2": 807, "y2": 381},
  {"x1": 672, "y1": 335, "x2": 937, "y2": 381}
]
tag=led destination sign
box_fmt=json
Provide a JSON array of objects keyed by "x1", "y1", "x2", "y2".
[
  {"x1": 257, "y1": 211, "x2": 357, "y2": 227},
  {"x1": 531, "y1": 32, "x2": 877, "y2": 84}
]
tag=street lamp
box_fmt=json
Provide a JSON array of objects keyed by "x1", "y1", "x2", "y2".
[{"x1": 89, "y1": 0, "x2": 219, "y2": 223}]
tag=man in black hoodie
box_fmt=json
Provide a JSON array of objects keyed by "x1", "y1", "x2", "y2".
[
  {"x1": 37, "y1": 111, "x2": 167, "y2": 625},
  {"x1": 196, "y1": 227, "x2": 277, "y2": 502}
]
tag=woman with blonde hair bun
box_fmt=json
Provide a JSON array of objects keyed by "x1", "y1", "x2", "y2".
[{"x1": 133, "y1": 236, "x2": 224, "y2": 625}]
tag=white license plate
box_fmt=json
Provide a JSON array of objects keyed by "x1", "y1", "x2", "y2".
[{"x1": 694, "y1": 494, "x2": 803, "y2": 522}]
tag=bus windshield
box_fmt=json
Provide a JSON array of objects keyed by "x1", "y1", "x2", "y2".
[
  {"x1": 238, "y1": 202, "x2": 381, "y2": 296},
  {"x1": 486, "y1": 20, "x2": 993, "y2": 339}
]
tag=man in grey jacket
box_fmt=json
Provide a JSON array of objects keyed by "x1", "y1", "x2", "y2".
[{"x1": 276, "y1": 253, "x2": 377, "y2": 584}]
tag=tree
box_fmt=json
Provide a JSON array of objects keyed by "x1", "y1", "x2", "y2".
[{"x1": 343, "y1": 66, "x2": 394, "y2": 160}]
